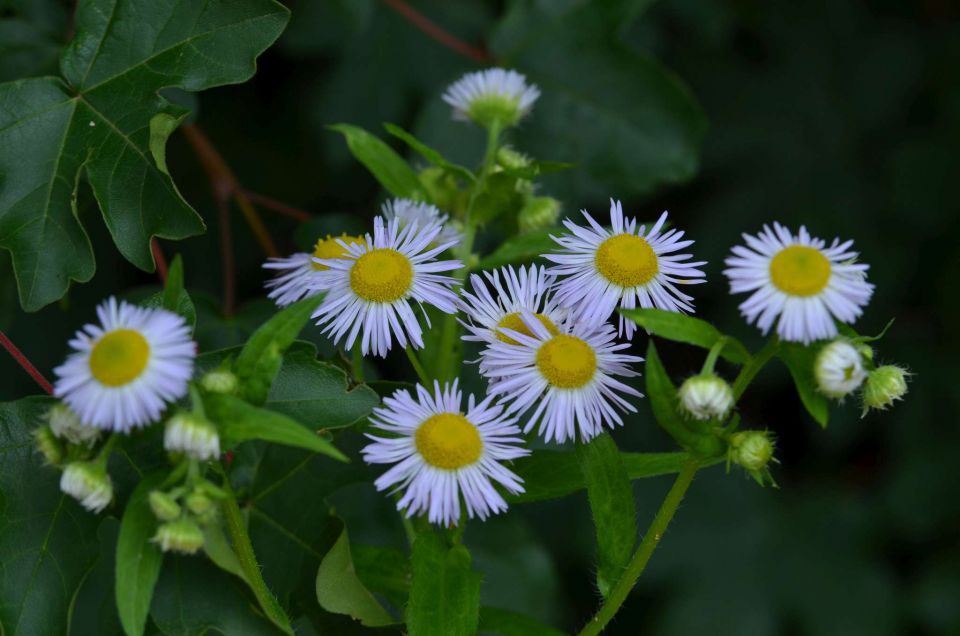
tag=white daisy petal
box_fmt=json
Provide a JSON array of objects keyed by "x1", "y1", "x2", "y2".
[
  {"x1": 263, "y1": 234, "x2": 366, "y2": 307},
  {"x1": 442, "y1": 68, "x2": 540, "y2": 127},
  {"x1": 382, "y1": 198, "x2": 463, "y2": 248}
]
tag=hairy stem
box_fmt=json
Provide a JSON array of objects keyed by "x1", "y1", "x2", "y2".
[
  {"x1": 701, "y1": 336, "x2": 727, "y2": 375},
  {"x1": 578, "y1": 459, "x2": 700, "y2": 636},
  {"x1": 732, "y1": 337, "x2": 780, "y2": 400}
]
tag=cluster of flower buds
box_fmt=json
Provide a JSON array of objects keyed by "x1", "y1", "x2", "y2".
[
  {"x1": 814, "y1": 337, "x2": 909, "y2": 416},
  {"x1": 149, "y1": 479, "x2": 225, "y2": 555}
]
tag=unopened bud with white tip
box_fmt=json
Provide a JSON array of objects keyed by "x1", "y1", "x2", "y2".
[
  {"x1": 200, "y1": 369, "x2": 238, "y2": 395},
  {"x1": 862, "y1": 365, "x2": 909, "y2": 416},
  {"x1": 46, "y1": 403, "x2": 100, "y2": 446},
  {"x1": 35, "y1": 426, "x2": 65, "y2": 465},
  {"x1": 815, "y1": 339, "x2": 867, "y2": 400},
  {"x1": 60, "y1": 461, "x2": 113, "y2": 513},
  {"x1": 149, "y1": 490, "x2": 182, "y2": 522},
  {"x1": 678, "y1": 374, "x2": 734, "y2": 421},
  {"x1": 152, "y1": 517, "x2": 205, "y2": 554},
  {"x1": 164, "y1": 412, "x2": 220, "y2": 461}
]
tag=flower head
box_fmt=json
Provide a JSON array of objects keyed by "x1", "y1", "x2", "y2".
[
  {"x1": 814, "y1": 339, "x2": 867, "y2": 399},
  {"x1": 381, "y1": 198, "x2": 462, "y2": 247},
  {"x1": 152, "y1": 517, "x2": 205, "y2": 554},
  {"x1": 61, "y1": 461, "x2": 113, "y2": 513},
  {"x1": 862, "y1": 365, "x2": 909, "y2": 416},
  {"x1": 724, "y1": 223, "x2": 874, "y2": 344},
  {"x1": 443, "y1": 68, "x2": 540, "y2": 128},
  {"x1": 53, "y1": 298, "x2": 195, "y2": 432},
  {"x1": 310, "y1": 215, "x2": 461, "y2": 357},
  {"x1": 362, "y1": 380, "x2": 528, "y2": 527},
  {"x1": 45, "y1": 402, "x2": 100, "y2": 446},
  {"x1": 480, "y1": 312, "x2": 643, "y2": 444},
  {"x1": 545, "y1": 201, "x2": 707, "y2": 339},
  {"x1": 678, "y1": 374, "x2": 734, "y2": 420},
  {"x1": 263, "y1": 234, "x2": 366, "y2": 307},
  {"x1": 164, "y1": 412, "x2": 220, "y2": 461},
  {"x1": 35, "y1": 426, "x2": 65, "y2": 465}
]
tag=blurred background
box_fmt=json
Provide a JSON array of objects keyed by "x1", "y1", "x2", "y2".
[{"x1": 2, "y1": 0, "x2": 958, "y2": 634}]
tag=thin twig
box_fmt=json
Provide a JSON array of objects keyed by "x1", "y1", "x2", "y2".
[
  {"x1": 217, "y1": 197, "x2": 236, "y2": 317},
  {"x1": 240, "y1": 190, "x2": 312, "y2": 222},
  {"x1": 151, "y1": 239, "x2": 169, "y2": 284},
  {"x1": 382, "y1": 0, "x2": 493, "y2": 63},
  {"x1": 0, "y1": 331, "x2": 54, "y2": 395}
]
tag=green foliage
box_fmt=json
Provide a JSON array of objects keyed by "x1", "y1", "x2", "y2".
[
  {"x1": 115, "y1": 473, "x2": 165, "y2": 636},
  {"x1": 778, "y1": 342, "x2": 830, "y2": 428},
  {"x1": 407, "y1": 529, "x2": 482, "y2": 636},
  {"x1": 474, "y1": 228, "x2": 557, "y2": 270},
  {"x1": 622, "y1": 308, "x2": 751, "y2": 364},
  {"x1": 384, "y1": 122, "x2": 475, "y2": 183},
  {"x1": 0, "y1": 0, "x2": 289, "y2": 310},
  {"x1": 478, "y1": 606, "x2": 567, "y2": 636},
  {"x1": 330, "y1": 123, "x2": 426, "y2": 199},
  {"x1": 142, "y1": 255, "x2": 196, "y2": 329}
]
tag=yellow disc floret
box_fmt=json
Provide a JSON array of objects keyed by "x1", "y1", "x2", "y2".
[
  {"x1": 769, "y1": 246, "x2": 831, "y2": 297},
  {"x1": 89, "y1": 329, "x2": 150, "y2": 386},
  {"x1": 349, "y1": 248, "x2": 413, "y2": 302},
  {"x1": 312, "y1": 234, "x2": 365, "y2": 271},
  {"x1": 496, "y1": 312, "x2": 559, "y2": 345},
  {"x1": 415, "y1": 413, "x2": 483, "y2": 470},
  {"x1": 536, "y1": 335, "x2": 597, "y2": 389},
  {"x1": 595, "y1": 233, "x2": 659, "y2": 287}
]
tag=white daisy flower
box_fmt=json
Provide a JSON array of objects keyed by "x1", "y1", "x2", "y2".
[
  {"x1": 362, "y1": 380, "x2": 528, "y2": 527},
  {"x1": 459, "y1": 265, "x2": 565, "y2": 346},
  {"x1": 382, "y1": 198, "x2": 463, "y2": 247},
  {"x1": 814, "y1": 339, "x2": 867, "y2": 399},
  {"x1": 310, "y1": 215, "x2": 462, "y2": 357},
  {"x1": 723, "y1": 223, "x2": 874, "y2": 344},
  {"x1": 442, "y1": 68, "x2": 540, "y2": 127},
  {"x1": 480, "y1": 313, "x2": 644, "y2": 444},
  {"x1": 545, "y1": 200, "x2": 707, "y2": 340},
  {"x1": 263, "y1": 234, "x2": 366, "y2": 307},
  {"x1": 53, "y1": 298, "x2": 195, "y2": 432}
]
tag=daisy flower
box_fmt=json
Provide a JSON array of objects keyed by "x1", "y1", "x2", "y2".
[
  {"x1": 545, "y1": 200, "x2": 707, "y2": 340},
  {"x1": 382, "y1": 198, "x2": 463, "y2": 247},
  {"x1": 263, "y1": 234, "x2": 366, "y2": 307},
  {"x1": 723, "y1": 223, "x2": 874, "y2": 344},
  {"x1": 310, "y1": 215, "x2": 461, "y2": 357},
  {"x1": 480, "y1": 313, "x2": 643, "y2": 444},
  {"x1": 53, "y1": 298, "x2": 195, "y2": 431},
  {"x1": 460, "y1": 265, "x2": 565, "y2": 346},
  {"x1": 442, "y1": 68, "x2": 540, "y2": 127},
  {"x1": 362, "y1": 380, "x2": 528, "y2": 527}
]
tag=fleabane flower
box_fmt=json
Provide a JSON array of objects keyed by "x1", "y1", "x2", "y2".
[
  {"x1": 382, "y1": 198, "x2": 462, "y2": 247},
  {"x1": 480, "y1": 313, "x2": 643, "y2": 444},
  {"x1": 53, "y1": 298, "x2": 195, "y2": 431},
  {"x1": 678, "y1": 374, "x2": 734, "y2": 420},
  {"x1": 263, "y1": 234, "x2": 365, "y2": 307},
  {"x1": 724, "y1": 223, "x2": 874, "y2": 344},
  {"x1": 442, "y1": 68, "x2": 540, "y2": 127},
  {"x1": 362, "y1": 380, "x2": 528, "y2": 527},
  {"x1": 310, "y1": 215, "x2": 461, "y2": 357},
  {"x1": 814, "y1": 339, "x2": 867, "y2": 399},
  {"x1": 545, "y1": 200, "x2": 707, "y2": 340},
  {"x1": 460, "y1": 265, "x2": 565, "y2": 347}
]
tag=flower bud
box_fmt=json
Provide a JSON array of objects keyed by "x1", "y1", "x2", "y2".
[
  {"x1": 60, "y1": 461, "x2": 113, "y2": 513},
  {"x1": 518, "y1": 197, "x2": 561, "y2": 232},
  {"x1": 152, "y1": 517, "x2": 205, "y2": 554},
  {"x1": 164, "y1": 412, "x2": 220, "y2": 461},
  {"x1": 35, "y1": 425, "x2": 65, "y2": 465},
  {"x1": 148, "y1": 490, "x2": 182, "y2": 522},
  {"x1": 46, "y1": 403, "x2": 100, "y2": 446},
  {"x1": 185, "y1": 490, "x2": 218, "y2": 524},
  {"x1": 728, "y1": 431, "x2": 775, "y2": 472},
  {"x1": 814, "y1": 339, "x2": 867, "y2": 400},
  {"x1": 497, "y1": 146, "x2": 532, "y2": 170},
  {"x1": 200, "y1": 369, "x2": 238, "y2": 395},
  {"x1": 678, "y1": 374, "x2": 734, "y2": 420},
  {"x1": 862, "y1": 365, "x2": 909, "y2": 416}
]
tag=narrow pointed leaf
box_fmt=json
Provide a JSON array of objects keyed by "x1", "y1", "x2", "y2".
[
  {"x1": 778, "y1": 342, "x2": 830, "y2": 428},
  {"x1": 115, "y1": 472, "x2": 165, "y2": 636},
  {"x1": 621, "y1": 308, "x2": 751, "y2": 364},
  {"x1": 330, "y1": 123, "x2": 425, "y2": 199}
]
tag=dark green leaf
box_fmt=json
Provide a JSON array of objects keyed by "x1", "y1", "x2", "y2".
[
  {"x1": 407, "y1": 529, "x2": 481, "y2": 636},
  {"x1": 329, "y1": 123, "x2": 425, "y2": 199},
  {"x1": 621, "y1": 308, "x2": 751, "y2": 364},
  {"x1": 778, "y1": 343, "x2": 830, "y2": 428},
  {"x1": 140, "y1": 253, "x2": 195, "y2": 330},
  {"x1": 115, "y1": 472, "x2": 165, "y2": 636},
  {"x1": 474, "y1": 228, "x2": 557, "y2": 271},
  {"x1": 383, "y1": 122, "x2": 474, "y2": 183},
  {"x1": 234, "y1": 295, "x2": 324, "y2": 405},
  {"x1": 316, "y1": 519, "x2": 398, "y2": 627},
  {"x1": 478, "y1": 606, "x2": 566, "y2": 636},
  {"x1": 0, "y1": 0, "x2": 290, "y2": 310},
  {"x1": 141, "y1": 287, "x2": 196, "y2": 332},
  {"x1": 497, "y1": 160, "x2": 575, "y2": 180},
  {"x1": 838, "y1": 318, "x2": 895, "y2": 344},
  {"x1": 576, "y1": 433, "x2": 637, "y2": 598},
  {"x1": 352, "y1": 543, "x2": 411, "y2": 608}
]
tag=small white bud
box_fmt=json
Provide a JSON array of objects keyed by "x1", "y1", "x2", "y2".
[
  {"x1": 164, "y1": 413, "x2": 220, "y2": 461},
  {"x1": 678, "y1": 374, "x2": 734, "y2": 420},
  {"x1": 60, "y1": 461, "x2": 113, "y2": 513},
  {"x1": 46, "y1": 403, "x2": 100, "y2": 446},
  {"x1": 200, "y1": 369, "x2": 239, "y2": 394},
  {"x1": 862, "y1": 365, "x2": 909, "y2": 416},
  {"x1": 152, "y1": 517, "x2": 205, "y2": 554},
  {"x1": 814, "y1": 339, "x2": 867, "y2": 400}
]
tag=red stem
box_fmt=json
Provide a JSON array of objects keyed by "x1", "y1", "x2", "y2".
[
  {"x1": 240, "y1": 190, "x2": 312, "y2": 222},
  {"x1": 217, "y1": 197, "x2": 236, "y2": 317},
  {"x1": 152, "y1": 239, "x2": 169, "y2": 283},
  {"x1": 382, "y1": 0, "x2": 492, "y2": 63},
  {"x1": 0, "y1": 331, "x2": 54, "y2": 395}
]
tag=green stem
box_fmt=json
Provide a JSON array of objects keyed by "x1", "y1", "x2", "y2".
[
  {"x1": 578, "y1": 459, "x2": 700, "y2": 636},
  {"x1": 404, "y1": 346, "x2": 431, "y2": 385},
  {"x1": 221, "y1": 479, "x2": 293, "y2": 635},
  {"x1": 701, "y1": 336, "x2": 727, "y2": 376},
  {"x1": 95, "y1": 433, "x2": 120, "y2": 465},
  {"x1": 351, "y1": 343, "x2": 364, "y2": 383},
  {"x1": 732, "y1": 337, "x2": 780, "y2": 400}
]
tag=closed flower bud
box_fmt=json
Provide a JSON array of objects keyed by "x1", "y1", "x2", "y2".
[
  {"x1": 148, "y1": 491, "x2": 182, "y2": 522},
  {"x1": 152, "y1": 517, "x2": 205, "y2": 554},
  {"x1": 60, "y1": 461, "x2": 113, "y2": 513},
  {"x1": 729, "y1": 431, "x2": 775, "y2": 472},
  {"x1": 200, "y1": 369, "x2": 238, "y2": 394},
  {"x1": 518, "y1": 197, "x2": 561, "y2": 232},
  {"x1": 814, "y1": 339, "x2": 867, "y2": 400},
  {"x1": 185, "y1": 490, "x2": 217, "y2": 524},
  {"x1": 497, "y1": 146, "x2": 532, "y2": 170},
  {"x1": 164, "y1": 413, "x2": 220, "y2": 461},
  {"x1": 862, "y1": 365, "x2": 909, "y2": 416},
  {"x1": 46, "y1": 403, "x2": 100, "y2": 446},
  {"x1": 678, "y1": 374, "x2": 734, "y2": 420},
  {"x1": 35, "y1": 425, "x2": 65, "y2": 465}
]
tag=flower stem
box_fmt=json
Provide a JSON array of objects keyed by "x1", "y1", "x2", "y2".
[
  {"x1": 220, "y1": 478, "x2": 293, "y2": 635},
  {"x1": 578, "y1": 458, "x2": 700, "y2": 636},
  {"x1": 732, "y1": 337, "x2": 780, "y2": 400},
  {"x1": 701, "y1": 336, "x2": 727, "y2": 375},
  {"x1": 351, "y1": 343, "x2": 365, "y2": 383},
  {"x1": 404, "y1": 346, "x2": 431, "y2": 385}
]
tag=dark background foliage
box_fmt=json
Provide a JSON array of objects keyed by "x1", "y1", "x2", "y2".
[{"x1": 2, "y1": 0, "x2": 958, "y2": 634}]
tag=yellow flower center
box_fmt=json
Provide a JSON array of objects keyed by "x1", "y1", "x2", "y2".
[
  {"x1": 536, "y1": 335, "x2": 597, "y2": 389},
  {"x1": 595, "y1": 233, "x2": 659, "y2": 287},
  {"x1": 495, "y1": 312, "x2": 560, "y2": 345},
  {"x1": 89, "y1": 329, "x2": 150, "y2": 387},
  {"x1": 415, "y1": 413, "x2": 483, "y2": 470},
  {"x1": 311, "y1": 234, "x2": 365, "y2": 271},
  {"x1": 349, "y1": 248, "x2": 413, "y2": 302},
  {"x1": 769, "y1": 246, "x2": 831, "y2": 297}
]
